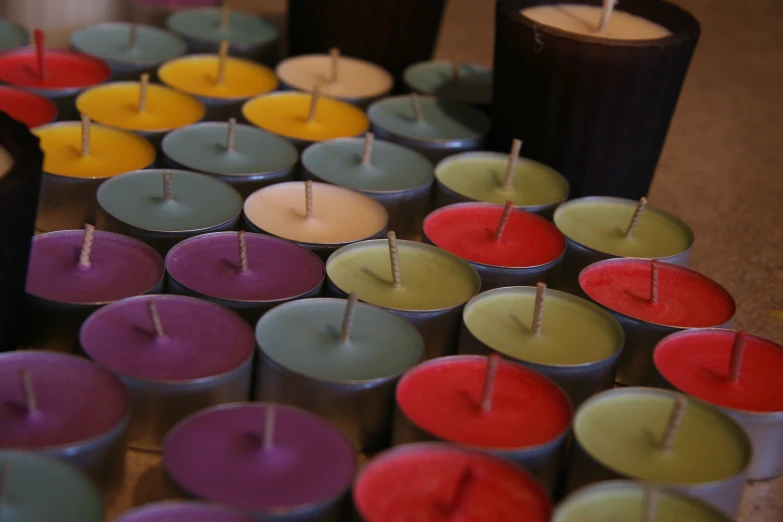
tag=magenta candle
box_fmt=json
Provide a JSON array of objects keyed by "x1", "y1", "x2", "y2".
[
  {"x1": 164, "y1": 403, "x2": 356, "y2": 519},
  {"x1": 0, "y1": 86, "x2": 58, "y2": 128},
  {"x1": 0, "y1": 351, "x2": 129, "y2": 489},
  {"x1": 115, "y1": 501, "x2": 256, "y2": 522}
]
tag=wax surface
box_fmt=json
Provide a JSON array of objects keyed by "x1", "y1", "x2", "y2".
[
  {"x1": 397, "y1": 357, "x2": 571, "y2": 447},
  {"x1": 115, "y1": 501, "x2": 255, "y2": 522},
  {"x1": 404, "y1": 60, "x2": 493, "y2": 105},
  {"x1": 302, "y1": 138, "x2": 433, "y2": 191},
  {"x1": 354, "y1": 445, "x2": 551, "y2": 522},
  {"x1": 242, "y1": 92, "x2": 369, "y2": 142},
  {"x1": 166, "y1": 232, "x2": 324, "y2": 302},
  {"x1": 167, "y1": 8, "x2": 278, "y2": 45},
  {"x1": 436, "y1": 153, "x2": 569, "y2": 207},
  {"x1": 464, "y1": 287, "x2": 622, "y2": 365},
  {"x1": 98, "y1": 170, "x2": 242, "y2": 231},
  {"x1": 158, "y1": 55, "x2": 277, "y2": 99},
  {"x1": 424, "y1": 204, "x2": 566, "y2": 267},
  {"x1": 162, "y1": 122, "x2": 298, "y2": 175},
  {"x1": 77, "y1": 82, "x2": 205, "y2": 132},
  {"x1": 70, "y1": 22, "x2": 187, "y2": 65},
  {"x1": 554, "y1": 198, "x2": 692, "y2": 258},
  {"x1": 655, "y1": 330, "x2": 783, "y2": 412},
  {"x1": 0, "y1": 351, "x2": 129, "y2": 448},
  {"x1": 574, "y1": 390, "x2": 749, "y2": 483},
  {"x1": 35, "y1": 122, "x2": 155, "y2": 179},
  {"x1": 257, "y1": 299, "x2": 423, "y2": 381},
  {"x1": 580, "y1": 260, "x2": 735, "y2": 327},
  {"x1": 0, "y1": 145, "x2": 13, "y2": 180},
  {"x1": 244, "y1": 181, "x2": 387, "y2": 244},
  {"x1": 164, "y1": 403, "x2": 356, "y2": 510},
  {"x1": 0, "y1": 450, "x2": 104, "y2": 522},
  {"x1": 0, "y1": 48, "x2": 111, "y2": 89},
  {"x1": 82, "y1": 295, "x2": 255, "y2": 381},
  {"x1": 327, "y1": 240, "x2": 479, "y2": 311},
  {"x1": 368, "y1": 96, "x2": 490, "y2": 141},
  {"x1": 0, "y1": 86, "x2": 57, "y2": 128},
  {"x1": 0, "y1": 20, "x2": 27, "y2": 52},
  {"x1": 26, "y1": 230, "x2": 163, "y2": 304},
  {"x1": 521, "y1": 5, "x2": 672, "y2": 40},
  {"x1": 277, "y1": 54, "x2": 393, "y2": 99}
]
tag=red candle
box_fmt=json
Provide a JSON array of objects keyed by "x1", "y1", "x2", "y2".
[
  {"x1": 354, "y1": 443, "x2": 551, "y2": 522},
  {"x1": 0, "y1": 86, "x2": 58, "y2": 128},
  {"x1": 0, "y1": 48, "x2": 110, "y2": 90}
]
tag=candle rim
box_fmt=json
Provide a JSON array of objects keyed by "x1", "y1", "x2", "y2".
[
  {"x1": 0, "y1": 85, "x2": 58, "y2": 128},
  {"x1": 114, "y1": 500, "x2": 256, "y2": 522},
  {"x1": 69, "y1": 22, "x2": 188, "y2": 66},
  {"x1": 0, "y1": 47, "x2": 112, "y2": 91},
  {"x1": 166, "y1": 6, "x2": 279, "y2": 46},
  {"x1": 403, "y1": 59, "x2": 493, "y2": 105}
]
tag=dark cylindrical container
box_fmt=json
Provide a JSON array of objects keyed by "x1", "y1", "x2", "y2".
[{"x1": 492, "y1": 0, "x2": 700, "y2": 198}]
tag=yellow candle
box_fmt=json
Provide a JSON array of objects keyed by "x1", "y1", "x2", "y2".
[
  {"x1": 34, "y1": 123, "x2": 156, "y2": 179},
  {"x1": 158, "y1": 54, "x2": 278, "y2": 100},
  {"x1": 76, "y1": 82, "x2": 205, "y2": 132},
  {"x1": 242, "y1": 92, "x2": 369, "y2": 142}
]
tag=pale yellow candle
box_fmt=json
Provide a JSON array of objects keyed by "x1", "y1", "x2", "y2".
[
  {"x1": 521, "y1": 4, "x2": 671, "y2": 40},
  {"x1": 158, "y1": 54, "x2": 278, "y2": 99},
  {"x1": 276, "y1": 54, "x2": 393, "y2": 101},
  {"x1": 0, "y1": 145, "x2": 14, "y2": 180}
]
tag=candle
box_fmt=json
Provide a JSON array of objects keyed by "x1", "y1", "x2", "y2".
[
  {"x1": 0, "y1": 86, "x2": 58, "y2": 128},
  {"x1": 367, "y1": 95, "x2": 491, "y2": 163},
  {"x1": 459, "y1": 285, "x2": 624, "y2": 407},
  {"x1": 0, "y1": 19, "x2": 28, "y2": 52},
  {"x1": 164, "y1": 403, "x2": 356, "y2": 520},
  {"x1": 566, "y1": 388, "x2": 750, "y2": 517},
  {"x1": 326, "y1": 237, "x2": 480, "y2": 359},
  {"x1": 403, "y1": 60, "x2": 493, "y2": 107},
  {"x1": 423, "y1": 202, "x2": 567, "y2": 290},
  {"x1": 652, "y1": 329, "x2": 783, "y2": 481},
  {"x1": 97, "y1": 169, "x2": 243, "y2": 254},
  {"x1": 301, "y1": 136, "x2": 434, "y2": 239},
  {"x1": 161, "y1": 121, "x2": 299, "y2": 197},
  {"x1": 129, "y1": 0, "x2": 221, "y2": 29},
  {"x1": 244, "y1": 181, "x2": 388, "y2": 259},
  {"x1": 0, "y1": 450, "x2": 104, "y2": 522},
  {"x1": 354, "y1": 443, "x2": 552, "y2": 522},
  {"x1": 166, "y1": 231, "x2": 325, "y2": 326},
  {"x1": 579, "y1": 258, "x2": 735, "y2": 385},
  {"x1": 115, "y1": 501, "x2": 256, "y2": 522},
  {"x1": 69, "y1": 22, "x2": 187, "y2": 80},
  {"x1": 255, "y1": 297, "x2": 424, "y2": 449},
  {"x1": 276, "y1": 52, "x2": 393, "y2": 105},
  {"x1": 520, "y1": 4, "x2": 671, "y2": 39},
  {"x1": 242, "y1": 91, "x2": 370, "y2": 148},
  {"x1": 81, "y1": 294, "x2": 254, "y2": 450},
  {"x1": 23, "y1": 229, "x2": 164, "y2": 352},
  {"x1": 34, "y1": 120, "x2": 156, "y2": 232},
  {"x1": 554, "y1": 481, "x2": 732, "y2": 522},
  {"x1": 0, "y1": 351, "x2": 130, "y2": 490},
  {"x1": 393, "y1": 355, "x2": 571, "y2": 490}
]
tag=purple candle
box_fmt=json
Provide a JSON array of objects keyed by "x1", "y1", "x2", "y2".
[
  {"x1": 164, "y1": 403, "x2": 356, "y2": 519},
  {"x1": 0, "y1": 351, "x2": 129, "y2": 490},
  {"x1": 81, "y1": 294, "x2": 255, "y2": 450},
  {"x1": 165, "y1": 231, "x2": 324, "y2": 325},
  {"x1": 115, "y1": 501, "x2": 256, "y2": 522}
]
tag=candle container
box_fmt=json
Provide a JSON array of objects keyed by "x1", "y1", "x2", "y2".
[
  {"x1": 96, "y1": 169, "x2": 243, "y2": 255},
  {"x1": 565, "y1": 387, "x2": 751, "y2": 518},
  {"x1": 128, "y1": 0, "x2": 221, "y2": 28},
  {"x1": 651, "y1": 328, "x2": 783, "y2": 481},
  {"x1": 367, "y1": 95, "x2": 491, "y2": 164},
  {"x1": 81, "y1": 294, "x2": 255, "y2": 451},
  {"x1": 0, "y1": 85, "x2": 58, "y2": 128},
  {"x1": 115, "y1": 501, "x2": 258, "y2": 522},
  {"x1": 579, "y1": 258, "x2": 736, "y2": 386},
  {"x1": 161, "y1": 121, "x2": 299, "y2": 198},
  {"x1": 0, "y1": 19, "x2": 29, "y2": 52},
  {"x1": 403, "y1": 60, "x2": 493, "y2": 112}
]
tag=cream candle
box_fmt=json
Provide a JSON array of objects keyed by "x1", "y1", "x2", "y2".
[{"x1": 521, "y1": 4, "x2": 672, "y2": 40}]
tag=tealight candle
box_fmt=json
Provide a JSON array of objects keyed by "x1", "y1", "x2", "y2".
[
  {"x1": 393, "y1": 355, "x2": 571, "y2": 490},
  {"x1": 164, "y1": 403, "x2": 356, "y2": 520},
  {"x1": 0, "y1": 351, "x2": 130, "y2": 490},
  {"x1": 0, "y1": 19, "x2": 28, "y2": 52},
  {"x1": 115, "y1": 501, "x2": 256, "y2": 522},
  {"x1": 367, "y1": 94, "x2": 491, "y2": 163},
  {"x1": 23, "y1": 228, "x2": 164, "y2": 353},
  {"x1": 579, "y1": 258, "x2": 736, "y2": 386},
  {"x1": 423, "y1": 202, "x2": 566, "y2": 290},
  {"x1": 652, "y1": 329, "x2": 783, "y2": 481},
  {"x1": 81, "y1": 294, "x2": 255, "y2": 450},
  {"x1": 0, "y1": 85, "x2": 58, "y2": 128},
  {"x1": 165, "y1": 231, "x2": 325, "y2": 326},
  {"x1": 255, "y1": 296, "x2": 424, "y2": 449},
  {"x1": 403, "y1": 60, "x2": 493, "y2": 108},
  {"x1": 70, "y1": 22, "x2": 187, "y2": 80},
  {"x1": 354, "y1": 443, "x2": 552, "y2": 522},
  {"x1": 34, "y1": 119, "x2": 156, "y2": 232},
  {"x1": 326, "y1": 236, "x2": 480, "y2": 359},
  {"x1": 161, "y1": 120, "x2": 299, "y2": 197},
  {"x1": 242, "y1": 91, "x2": 370, "y2": 149},
  {"x1": 566, "y1": 388, "x2": 750, "y2": 518},
  {"x1": 129, "y1": 0, "x2": 220, "y2": 28},
  {"x1": 244, "y1": 181, "x2": 388, "y2": 259},
  {"x1": 97, "y1": 169, "x2": 242, "y2": 254},
  {"x1": 459, "y1": 285, "x2": 624, "y2": 407},
  {"x1": 276, "y1": 51, "x2": 393, "y2": 105},
  {"x1": 302, "y1": 136, "x2": 434, "y2": 239},
  {"x1": 0, "y1": 450, "x2": 104, "y2": 522}
]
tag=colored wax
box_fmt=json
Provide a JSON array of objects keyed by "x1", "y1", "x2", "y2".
[
  {"x1": 0, "y1": 48, "x2": 110, "y2": 89},
  {"x1": 167, "y1": 8, "x2": 278, "y2": 47},
  {"x1": 521, "y1": 5, "x2": 671, "y2": 40},
  {"x1": 0, "y1": 20, "x2": 28, "y2": 52},
  {"x1": 276, "y1": 54, "x2": 393, "y2": 101},
  {"x1": 0, "y1": 86, "x2": 57, "y2": 128},
  {"x1": 368, "y1": 95, "x2": 490, "y2": 141},
  {"x1": 70, "y1": 22, "x2": 187, "y2": 67},
  {"x1": 115, "y1": 501, "x2": 256, "y2": 522},
  {"x1": 158, "y1": 54, "x2": 277, "y2": 99},
  {"x1": 404, "y1": 60, "x2": 493, "y2": 106}
]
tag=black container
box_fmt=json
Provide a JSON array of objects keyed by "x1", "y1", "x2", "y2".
[{"x1": 492, "y1": 0, "x2": 700, "y2": 199}]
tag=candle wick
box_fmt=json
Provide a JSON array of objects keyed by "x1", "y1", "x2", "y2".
[
  {"x1": 644, "y1": 486, "x2": 658, "y2": 522},
  {"x1": 361, "y1": 132, "x2": 374, "y2": 167},
  {"x1": 624, "y1": 196, "x2": 648, "y2": 238},
  {"x1": 728, "y1": 331, "x2": 746, "y2": 383},
  {"x1": 339, "y1": 293, "x2": 359, "y2": 342},
  {"x1": 147, "y1": 301, "x2": 167, "y2": 340},
  {"x1": 531, "y1": 282, "x2": 546, "y2": 335},
  {"x1": 451, "y1": 60, "x2": 461, "y2": 83},
  {"x1": 34, "y1": 29, "x2": 46, "y2": 80},
  {"x1": 138, "y1": 73, "x2": 149, "y2": 113},
  {"x1": 387, "y1": 231, "x2": 402, "y2": 287},
  {"x1": 162, "y1": 173, "x2": 174, "y2": 201},
  {"x1": 650, "y1": 259, "x2": 659, "y2": 303},
  {"x1": 263, "y1": 405, "x2": 276, "y2": 451},
  {"x1": 329, "y1": 47, "x2": 340, "y2": 83},
  {"x1": 226, "y1": 117, "x2": 236, "y2": 152},
  {"x1": 307, "y1": 84, "x2": 321, "y2": 122},
  {"x1": 81, "y1": 114, "x2": 91, "y2": 157},
  {"x1": 129, "y1": 22, "x2": 138, "y2": 49},
  {"x1": 304, "y1": 180, "x2": 314, "y2": 219},
  {"x1": 660, "y1": 395, "x2": 688, "y2": 453},
  {"x1": 19, "y1": 369, "x2": 37, "y2": 415},
  {"x1": 238, "y1": 230, "x2": 249, "y2": 273},
  {"x1": 501, "y1": 139, "x2": 522, "y2": 190},
  {"x1": 410, "y1": 93, "x2": 424, "y2": 123},
  {"x1": 443, "y1": 467, "x2": 476, "y2": 516},
  {"x1": 480, "y1": 354, "x2": 501, "y2": 412},
  {"x1": 493, "y1": 200, "x2": 514, "y2": 240},
  {"x1": 216, "y1": 40, "x2": 229, "y2": 84},
  {"x1": 0, "y1": 462, "x2": 11, "y2": 507},
  {"x1": 78, "y1": 223, "x2": 95, "y2": 269},
  {"x1": 599, "y1": 0, "x2": 617, "y2": 33},
  {"x1": 220, "y1": 1, "x2": 230, "y2": 29}
]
